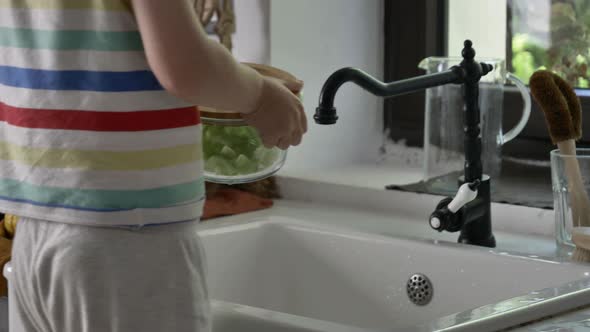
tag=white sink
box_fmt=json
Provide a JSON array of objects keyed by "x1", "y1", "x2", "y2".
[
  {"x1": 4, "y1": 209, "x2": 590, "y2": 332},
  {"x1": 201, "y1": 217, "x2": 590, "y2": 331}
]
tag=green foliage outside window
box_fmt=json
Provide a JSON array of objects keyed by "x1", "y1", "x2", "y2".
[{"x1": 512, "y1": 0, "x2": 590, "y2": 88}]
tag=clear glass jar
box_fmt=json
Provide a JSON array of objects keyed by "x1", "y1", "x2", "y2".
[
  {"x1": 201, "y1": 108, "x2": 287, "y2": 185},
  {"x1": 420, "y1": 57, "x2": 531, "y2": 195}
]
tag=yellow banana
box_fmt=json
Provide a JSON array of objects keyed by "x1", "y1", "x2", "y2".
[{"x1": 4, "y1": 214, "x2": 18, "y2": 237}]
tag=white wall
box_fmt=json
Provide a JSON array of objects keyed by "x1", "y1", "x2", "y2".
[
  {"x1": 270, "y1": 0, "x2": 385, "y2": 171},
  {"x1": 233, "y1": 1, "x2": 509, "y2": 173},
  {"x1": 447, "y1": 0, "x2": 507, "y2": 59},
  {"x1": 232, "y1": 0, "x2": 271, "y2": 64}
]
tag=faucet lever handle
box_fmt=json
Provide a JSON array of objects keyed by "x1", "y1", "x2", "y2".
[{"x1": 448, "y1": 181, "x2": 480, "y2": 213}]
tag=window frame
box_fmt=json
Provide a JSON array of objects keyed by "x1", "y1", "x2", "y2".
[
  {"x1": 384, "y1": 0, "x2": 589, "y2": 160},
  {"x1": 384, "y1": 0, "x2": 446, "y2": 148}
]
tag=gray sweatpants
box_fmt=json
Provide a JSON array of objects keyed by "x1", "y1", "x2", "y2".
[{"x1": 9, "y1": 217, "x2": 211, "y2": 332}]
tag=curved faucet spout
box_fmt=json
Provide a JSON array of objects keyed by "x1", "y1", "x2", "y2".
[{"x1": 314, "y1": 66, "x2": 465, "y2": 125}]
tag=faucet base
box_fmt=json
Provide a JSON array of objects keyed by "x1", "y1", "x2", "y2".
[{"x1": 457, "y1": 176, "x2": 496, "y2": 248}]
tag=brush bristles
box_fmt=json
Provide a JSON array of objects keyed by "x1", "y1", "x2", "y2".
[
  {"x1": 572, "y1": 245, "x2": 590, "y2": 263},
  {"x1": 529, "y1": 70, "x2": 582, "y2": 144}
]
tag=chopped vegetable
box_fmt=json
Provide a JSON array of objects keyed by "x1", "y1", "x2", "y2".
[{"x1": 203, "y1": 124, "x2": 281, "y2": 176}]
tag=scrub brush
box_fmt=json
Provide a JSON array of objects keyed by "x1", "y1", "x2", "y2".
[{"x1": 529, "y1": 70, "x2": 590, "y2": 262}]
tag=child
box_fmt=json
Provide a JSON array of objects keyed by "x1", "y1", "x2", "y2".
[{"x1": 5, "y1": 1, "x2": 306, "y2": 331}]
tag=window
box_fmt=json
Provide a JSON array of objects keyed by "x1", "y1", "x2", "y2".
[
  {"x1": 509, "y1": 0, "x2": 590, "y2": 88},
  {"x1": 384, "y1": 1, "x2": 446, "y2": 148},
  {"x1": 385, "y1": 0, "x2": 590, "y2": 161}
]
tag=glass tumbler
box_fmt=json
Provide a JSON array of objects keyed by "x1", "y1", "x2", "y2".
[{"x1": 551, "y1": 149, "x2": 590, "y2": 253}]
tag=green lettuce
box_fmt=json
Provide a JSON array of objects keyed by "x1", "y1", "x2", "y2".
[{"x1": 203, "y1": 124, "x2": 281, "y2": 176}]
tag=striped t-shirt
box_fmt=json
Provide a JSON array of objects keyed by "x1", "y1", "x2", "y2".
[{"x1": 0, "y1": 0, "x2": 205, "y2": 226}]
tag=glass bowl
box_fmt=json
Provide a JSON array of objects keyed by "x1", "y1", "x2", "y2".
[{"x1": 201, "y1": 112, "x2": 288, "y2": 185}]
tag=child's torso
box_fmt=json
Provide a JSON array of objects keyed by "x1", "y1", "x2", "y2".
[{"x1": 0, "y1": 0, "x2": 205, "y2": 226}]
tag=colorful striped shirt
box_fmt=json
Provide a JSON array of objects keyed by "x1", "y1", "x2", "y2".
[{"x1": 0, "y1": 0, "x2": 205, "y2": 226}]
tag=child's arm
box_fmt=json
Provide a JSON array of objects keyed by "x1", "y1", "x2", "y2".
[{"x1": 130, "y1": 0, "x2": 306, "y2": 149}]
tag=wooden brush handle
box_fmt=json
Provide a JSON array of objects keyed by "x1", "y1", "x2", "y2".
[{"x1": 558, "y1": 140, "x2": 590, "y2": 227}]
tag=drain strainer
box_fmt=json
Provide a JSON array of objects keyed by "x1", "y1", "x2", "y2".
[{"x1": 407, "y1": 274, "x2": 433, "y2": 306}]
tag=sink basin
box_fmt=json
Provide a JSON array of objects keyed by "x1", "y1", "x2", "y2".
[
  {"x1": 4, "y1": 213, "x2": 590, "y2": 332},
  {"x1": 201, "y1": 217, "x2": 590, "y2": 331}
]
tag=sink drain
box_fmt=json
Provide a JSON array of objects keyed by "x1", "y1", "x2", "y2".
[{"x1": 407, "y1": 274, "x2": 433, "y2": 306}]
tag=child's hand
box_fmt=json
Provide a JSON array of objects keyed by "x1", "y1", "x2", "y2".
[
  {"x1": 241, "y1": 77, "x2": 307, "y2": 150},
  {"x1": 243, "y1": 63, "x2": 304, "y2": 95},
  {"x1": 272, "y1": 76, "x2": 304, "y2": 96}
]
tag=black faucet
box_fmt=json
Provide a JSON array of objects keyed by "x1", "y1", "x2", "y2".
[{"x1": 314, "y1": 40, "x2": 496, "y2": 248}]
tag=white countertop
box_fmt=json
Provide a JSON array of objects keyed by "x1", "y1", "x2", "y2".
[
  {"x1": 277, "y1": 141, "x2": 425, "y2": 190},
  {"x1": 277, "y1": 162, "x2": 423, "y2": 190}
]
